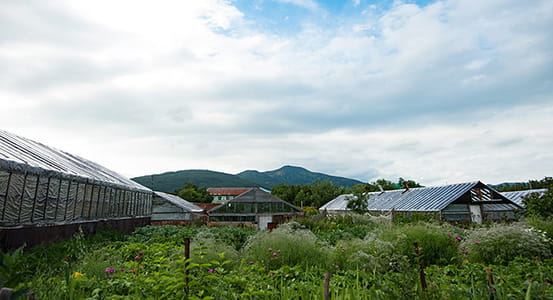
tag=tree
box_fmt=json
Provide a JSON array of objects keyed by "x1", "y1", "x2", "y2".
[
  {"x1": 346, "y1": 184, "x2": 368, "y2": 214},
  {"x1": 398, "y1": 177, "x2": 422, "y2": 188},
  {"x1": 523, "y1": 187, "x2": 553, "y2": 218},
  {"x1": 271, "y1": 184, "x2": 301, "y2": 204},
  {"x1": 309, "y1": 181, "x2": 345, "y2": 208},
  {"x1": 174, "y1": 182, "x2": 212, "y2": 203}
]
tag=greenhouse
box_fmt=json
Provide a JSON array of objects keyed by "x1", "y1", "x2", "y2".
[
  {"x1": 151, "y1": 191, "x2": 206, "y2": 225},
  {"x1": 208, "y1": 187, "x2": 303, "y2": 230},
  {"x1": 320, "y1": 181, "x2": 523, "y2": 223},
  {"x1": 0, "y1": 129, "x2": 152, "y2": 248}
]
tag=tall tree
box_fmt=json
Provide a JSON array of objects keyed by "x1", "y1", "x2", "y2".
[{"x1": 175, "y1": 182, "x2": 212, "y2": 203}]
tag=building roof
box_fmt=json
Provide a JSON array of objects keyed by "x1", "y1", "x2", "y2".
[
  {"x1": 501, "y1": 189, "x2": 548, "y2": 206},
  {"x1": 207, "y1": 187, "x2": 253, "y2": 196},
  {"x1": 320, "y1": 181, "x2": 520, "y2": 212},
  {"x1": 193, "y1": 202, "x2": 221, "y2": 211},
  {"x1": 208, "y1": 187, "x2": 303, "y2": 214},
  {"x1": 154, "y1": 191, "x2": 205, "y2": 213},
  {"x1": 0, "y1": 129, "x2": 150, "y2": 192}
]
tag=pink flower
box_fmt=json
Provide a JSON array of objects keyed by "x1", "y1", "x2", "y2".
[
  {"x1": 268, "y1": 248, "x2": 273, "y2": 251},
  {"x1": 455, "y1": 236, "x2": 462, "y2": 241},
  {"x1": 461, "y1": 248, "x2": 469, "y2": 254},
  {"x1": 248, "y1": 261, "x2": 254, "y2": 264},
  {"x1": 273, "y1": 253, "x2": 278, "y2": 256},
  {"x1": 128, "y1": 270, "x2": 134, "y2": 273},
  {"x1": 138, "y1": 251, "x2": 144, "y2": 255},
  {"x1": 335, "y1": 265, "x2": 339, "y2": 268},
  {"x1": 134, "y1": 256, "x2": 141, "y2": 261},
  {"x1": 341, "y1": 248, "x2": 346, "y2": 251},
  {"x1": 208, "y1": 269, "x2": 215, "y2": 273},
  {"x1": 277, "y1": 250, "x2": 281, "y2": 253},
  {"x1": 104, "y1": 267, "x2": 115, "y2": 274},
  {"x1": 474, "y1": 241, "x2": 480, "y2": 244},
  {"x1": 119, "y1": 268, "x2": 125, "y2": 271},
  {"x1": 269, "y1": 273, "x2": 275, "y2": 276}
]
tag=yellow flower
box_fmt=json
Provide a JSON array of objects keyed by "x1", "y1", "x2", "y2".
[
  {"x1": 72, "y1": 272, "x2": 85, "y2": 278},
  {"x1": 462, "y1": 259, "x2": 469, "y2": 264}
]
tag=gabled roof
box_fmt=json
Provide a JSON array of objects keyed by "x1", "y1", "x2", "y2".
[
  {"x1": 208, "y1": 187, "x2": 302, "y2": 213},
  {"x1": 0, "y1": 129, "x2": 150, "y2": 192},
  {"x1": 320, "y1": 181, "x2": 520, "y2": 212},
  {"x1": 207, "y1": 187, "x2": 252, "y2": 196},
  {"x1": 154, "y1": 191, "x2": 205, "y2": 213},
  {"x1": 501, "y1": 189, "x2": 548, "y2": 206}
]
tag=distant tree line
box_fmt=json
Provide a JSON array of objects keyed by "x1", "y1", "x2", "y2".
[
  {"x1": 494, "y1": 177, "x2": 553, "y2": 192},
  {"x1": 271, "y1": 178, "x2": 422, "y2": 208}
]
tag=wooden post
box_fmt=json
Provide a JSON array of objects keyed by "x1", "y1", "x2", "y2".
[
  {"x1": 413, "y1": 242, "x2": 427, "y2": 292},
  {"x1": 324, "y1": 272, "x2": 330, "y2": 300},
  {"x1": 184, "y1": 237, "x2": 191, "y2": 294},
  {"x1": 486, "y1": 267, "x2": 496, "y2": 299}
]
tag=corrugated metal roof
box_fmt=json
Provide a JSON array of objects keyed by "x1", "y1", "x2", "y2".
[
  {"x1": 154, "y1": 191, "x2": 205, "y2": 213},
  {"x1": 501, "y1": 189, "x2": 547, "y2": 206},
  {"x1": 0, "y1": 129, "x2": 150, "y2": 192},
  {"x1": 320, "y1": 181, "x2": 519, "y2": 212}
]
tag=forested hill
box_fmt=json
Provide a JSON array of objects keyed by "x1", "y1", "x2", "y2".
[
  {"x1": 236, "y1": 165, "x2": 364, "y2": 189},
  {"x1": 132, "y1": 165, "x2": 364, "y2": 192},
  {"x1": 131, "y1": 170, "x2": 258, "y2": 193}
]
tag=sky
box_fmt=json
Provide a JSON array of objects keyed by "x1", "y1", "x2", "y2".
[{"x1": 0, "y1": 0, "x2": 552, "y2": 186}]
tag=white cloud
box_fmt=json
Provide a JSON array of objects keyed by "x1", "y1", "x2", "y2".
[{"x1": 0, "y1": 0, "x2": 552, "y2": 186}]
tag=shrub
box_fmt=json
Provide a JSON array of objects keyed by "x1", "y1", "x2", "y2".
[
  {"x1": 242, "y1": 222, "x2": 332, "y2": 270},
  {"x1": 462, "y1": 223, "x2": 552, "y2": 265},
  {"x1": 383, "y1": 223, "x2": 461, "y2": 266},
  {"x1": 333, "y1": 233, "x2": 408, "y2": 272},
  {"x1": 191, "y1": 234, "x2": 239, "y2": 265}
]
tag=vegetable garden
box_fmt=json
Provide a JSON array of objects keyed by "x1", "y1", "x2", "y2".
[{"x1": 2, "y1": 215, "x2": 553, "y2": 299}]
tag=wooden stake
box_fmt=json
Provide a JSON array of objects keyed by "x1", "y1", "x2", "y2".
[
  {"x1": 324, "y1": 272, "x2": 330, "y2": 300},
  {"x1": 413, "y1": 242, "x2": 427, "y2": 292},
  {"x1": 184, "y1": 237, "x2": 190, "y2": 294},
  {"x1": 486, "y1": 267, "x2": 496, "y2": 299}
]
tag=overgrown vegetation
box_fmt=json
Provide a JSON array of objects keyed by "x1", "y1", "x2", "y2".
[{"x1": 2, "y1": 217, "x2": 553, "y2": 299}]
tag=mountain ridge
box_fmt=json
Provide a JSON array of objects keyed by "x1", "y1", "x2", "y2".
[{"x1": 131, "y1": 165, "x2": 363, "y2": 192}]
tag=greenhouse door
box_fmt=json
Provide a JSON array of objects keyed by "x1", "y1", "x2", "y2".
[
  {"x1": 258, "y1": 215, "x2": 273, "y2": 230},
  {"x1": 469, "y1": 205, "x2": 482, "y2": 224}
]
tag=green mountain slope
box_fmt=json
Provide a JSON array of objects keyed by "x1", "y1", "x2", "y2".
[
  {"x1": 236, "y1": 165, "x2": 363, "y2": 188},
  {"x1": 132, "y1": 170, "x2": 258, "y2": 193}
]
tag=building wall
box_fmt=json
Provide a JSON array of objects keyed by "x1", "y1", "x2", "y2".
[{"x1": 0, "y1": 169, "x2": 152, "y2": 227}]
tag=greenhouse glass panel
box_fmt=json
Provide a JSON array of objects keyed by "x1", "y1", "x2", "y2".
[
  {"x1": 5, "y1": 173, "x2": 24, "y2": 223},
  {"x1": 89, "y1": 185, "x2": 99, "y2": 219},
  {"x1": 45, "y1": 178, "x2": 60, "y2": 221},
  {"x1": 55, "y1": 180, "x2": 69, "y2": 221},
  {"x1": 67, "y1": 181, "x2": 78, "y2": 221},
  {"x1": 0, "y1": 171, "x2": 9, "y2": 196},
  {"x1": 33, "y1": 176, "x2": 49, "y2": 222},
  {"x1": 19, "y1": 174, "x2": 37, "y2": 223}
]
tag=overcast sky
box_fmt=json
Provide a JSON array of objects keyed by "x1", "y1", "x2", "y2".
[{"x1": 1, "y1": 0, "x2": 552, "y2": 186}]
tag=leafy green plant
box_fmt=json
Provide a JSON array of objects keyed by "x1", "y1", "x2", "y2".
[
  {"x1": 462, "y1": 223, "x2": 552, "y2": 265},
  {"x1": 243, "y1": 222, "x2": 333, "y2": 270},
  {"x1": 383, "y1": 223, "x2": 461, "y2": 266},
  {"x1": 0, "y1": 247, "x2": 29, "y2": 298}
]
